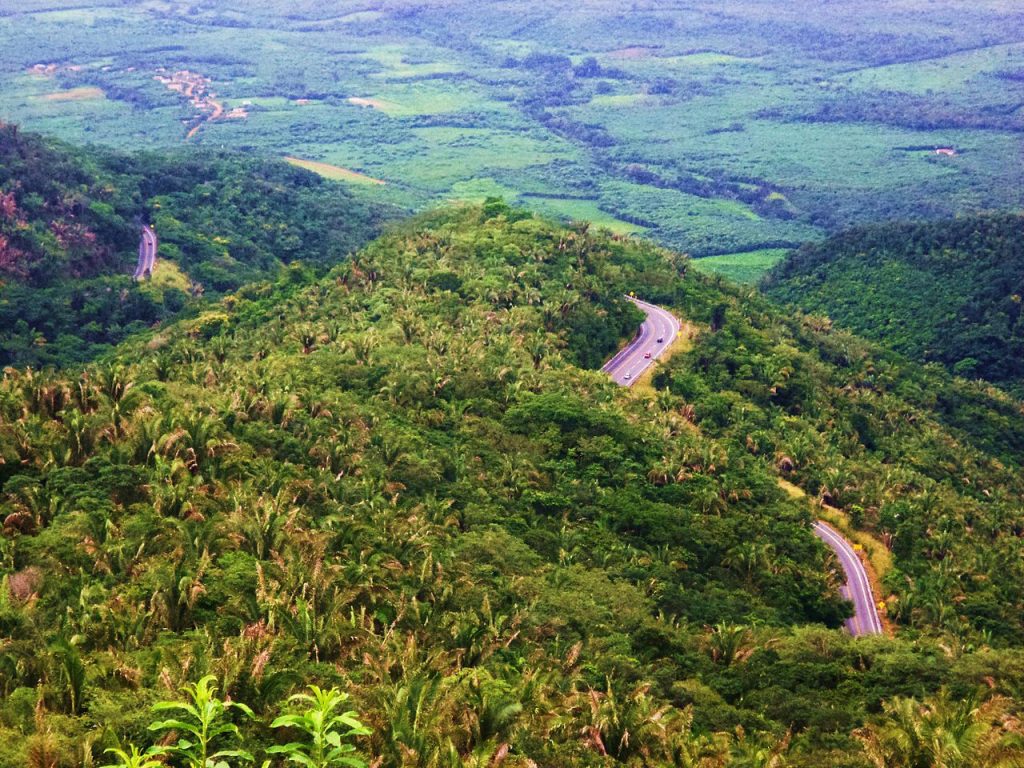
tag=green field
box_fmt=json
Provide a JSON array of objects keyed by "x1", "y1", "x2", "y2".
[
  {"x1": 283, "y1": 156, "x2": 386, "y2": 185},
  {"x1": 524, "y1": 196, "x2": 648, "y2": 235},
  {"x1": 841, "y1": 41, "x2": 1024, "y2": 94},
  {"x1": 692, "y1": 248, "x2": 792, "y2": 284},
  {"x1": 1, "y1": 0, "x2": 1022, "y2": 257}
]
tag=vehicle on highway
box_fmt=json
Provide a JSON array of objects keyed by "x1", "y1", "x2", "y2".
[{"x1": 601, "y1": 296, "x2": 680, "y2": 388}]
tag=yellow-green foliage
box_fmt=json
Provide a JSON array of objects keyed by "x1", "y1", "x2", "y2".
[{"x1": 1, "y1": 204, "x2": 1023, "y2": 767}]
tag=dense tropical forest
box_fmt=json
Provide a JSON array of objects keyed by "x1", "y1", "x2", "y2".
[
  {"x1": 2, "y1": 183, "x2": 1024, "y2": 766},
  {"x1": 764, "y1": 213, "x2": 1024, "y2": 394},
  {"x1": 4, "y1": 1, "x2": 1024, "y2": 765},
  {"x1": 0, "y1": 124, "x2": 395, "y2": 369}
]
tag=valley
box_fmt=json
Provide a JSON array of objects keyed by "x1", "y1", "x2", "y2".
[
  {"x1": 2, "y1": 0, "x2": 1023, "y2": 275},
  {"x1": 2, "y1": 2, "x2": 1024, "y2": 766}
]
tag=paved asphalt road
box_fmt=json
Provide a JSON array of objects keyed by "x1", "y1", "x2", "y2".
[
  {"x1": 601, "y1": 297, "x2": 681, "y2": 385},
  {"x1": 812, "y1": 520, "x2": 884, "y2": 636},
  {"x1": 604, "y1": 298, "x2": 884, "y2": 637},
  {"x1": 134, "y1": 224, "x2": 158, "y2": 279}
]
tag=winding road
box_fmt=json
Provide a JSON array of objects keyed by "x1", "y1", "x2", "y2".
[
  {"x1": 812, "y1": 520, "x2": 884, "y2": 636},
  {"x1": 606, "y1": 298, "x2": 883, "y2": 637},
  {"x1": 134, "y1": 224, "x2": 158, "y2": 280},
  {"x1": 602, "y1": 297, "x2": 681, "y2": 385}
]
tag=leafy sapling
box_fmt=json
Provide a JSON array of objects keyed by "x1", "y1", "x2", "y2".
[
  {"x1": 269, "y1": 685, "x2": 371, "y2": 768},
  {"x1": 148, "y1": 674, "x2": 255, "y2": 768},
  {"x1": 98, "y1": 745, "x2": 167, "y2": 768}
]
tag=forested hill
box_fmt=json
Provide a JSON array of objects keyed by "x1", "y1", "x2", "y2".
[
  {"x1": 0, "y1": 123, "x2": 395, "y2": 368},
  {"x1": 2, "y1": 202, "x2": 1024, "y2": 766},
  {"x1": 763, "y1": 213, "x2": 1024, "y2": 393}
]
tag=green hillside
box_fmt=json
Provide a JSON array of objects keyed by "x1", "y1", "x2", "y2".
[
  {"x1": 763, "y1": 213, "x2": 1024, "y2": 393},
  {"x1": 0, "y1": 124, "x2": 395, "y2": 368},
  {"x1": 2, "y1": 198, "x2": 1023, "y2": 766}
]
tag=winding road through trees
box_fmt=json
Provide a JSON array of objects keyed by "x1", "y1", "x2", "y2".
[
  {"x1": 134, "y1": 224, "x2": 157, "y2": 280},
  {"x1": 602, "y1": 297, "x2": 681, "y2": 385},
  {"x1": 812, "y1": 520, "x2": 885, "y2": 636},
  {"x1": 607, "y1": 298, "x2": 884, "y2": 637}
]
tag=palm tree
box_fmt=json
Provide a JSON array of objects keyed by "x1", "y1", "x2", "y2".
[
  {"x1": 49, "y1": 637, "x2": 87, "y2": 715},
  {"x1": 561, "y1": 678, "x2": 681, "y2": 762},
  {"x1": 158, "y1": 411, "x2": 236, "y2": 473},
  {"x1": 662, "y1": 707, "x2": 731, "y2": 767},
  {"x1": 375, "y1": 673, "x2": 452, "y2": 767},
  {"x1": 94, "y1": 362, "x2": 134, "y2": 405},
  {"x1": 61, "y1": 408, "x2": 95, "y2": 464},
  {"x1": 723, "y1": 541, "x2": 775, "y2": 584},
  {"x1": 706, "y1": 623, "x2": 755, "y2": 667},
  {"x1": 228, "y1": 488, "x2": 295, "y2": 561},
  {"x1": 729, "y1": 727, "x2": 791, "y2": 768},
  {"x1": 394, "y1": 309, "x2": 422, "y2": 344},
  {"x1": 856, "y1": 689, "x2": 1024, "y2": 768},
  {"x1": 344, "y1": 331, "x2": 379, "y2": 365},
  {"x1": 449, "y1": 669, "x2": 523, "y2": 762}
]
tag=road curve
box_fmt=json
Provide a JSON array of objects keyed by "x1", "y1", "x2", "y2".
[
  {"x1": 812, "y1": 520, "x2": 884, "y2": 636},
  {"x1": 604, "y1": 299, "x2": 884, "y2": 637},
  {"x1": 601, "y1": 297, "x2": 681, "y2": 385},
  {"x1": 134, "y1": 224, "x2": 158, "y2": 280}
]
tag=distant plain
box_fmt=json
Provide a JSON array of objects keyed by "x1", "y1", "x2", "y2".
[{"x1": 2, "y1": 0, "x2": 1023, "y2": 279}]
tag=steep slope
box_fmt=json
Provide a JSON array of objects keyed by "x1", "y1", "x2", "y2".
[
  {"x1": 0, "y1": 123, "x2": 396, "y2": 368},
  {"x1": 656, "y1": 272, "x2": 1024, "y2": 638},
  {"x1": 612, "y1": 300, "x2": 885, "y2": 637},
  {"x1": 1, "y1": 204, "x2": 1023, "y2": 766},
  {"x1": 763, "y1": 213, "x2": 1024, "y2": 393}
]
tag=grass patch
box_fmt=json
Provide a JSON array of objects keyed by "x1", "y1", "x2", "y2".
[
  {"x1": 446, "y1": 178, "x2": 521, "y2": 202},
  {"x1": 41, "y1": 86, "x2": 105, "y2": 102},
  {"x1": 691, "y1": 248, "x2": 790, "y2": 284},
  {"x1": 139, "y1": 258, "x2": 191, "y2": 295},
  {"x1": 357, "y1": 84, "x2": 477, "y2": 117},
  {"x1": 332, "y1": 10, "x2": 384, "y2": 24},
  {"x1": 605, "y1": 46, "x2": 659, "y2": 60},
  {"x1": 526, "y1": 196, "x2": 646, "y2": 236},
  {"x1": 588, "y1": 93, "x2": 655, "y2": 109},
  {"x1": 348, "y1": 96, "x2": 401, "y2": 112},
  {"x1": 383, "y1": 127, "x2": 572, "y2": 189},
  {"x1": 842, "y1": 41, "x2": 1024, "y2": 94},
  {"x1": 359, "y1": 45, "x2": 461, "y2": 80},
  {"x1": 284, "y1": 156, "x2": 386, "y2": 185},
  {"x1": 657, "y1": 52, "x2": 749, "y2": 66}
]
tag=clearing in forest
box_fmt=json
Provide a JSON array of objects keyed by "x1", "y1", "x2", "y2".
[
  {"x1": 284, "y1": 156, "x2": 386, "y2": 185},
  {"x1": 41, "y1": 86, "x2": 104, "y2": 101},
  {"x1": 348, "y1": 96, "x2": 395, "y2": 111}
]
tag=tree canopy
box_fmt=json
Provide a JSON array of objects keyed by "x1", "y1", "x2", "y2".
[
  {"x1": 1, "y1": 190, "x2": 1023, "y2": 765},
  {"x1": 763, "y1": 213, "x2": 1024, "y2": 394},
  {"x1": 0, "y1": 124, "x2": 397, "y2": 369}
]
